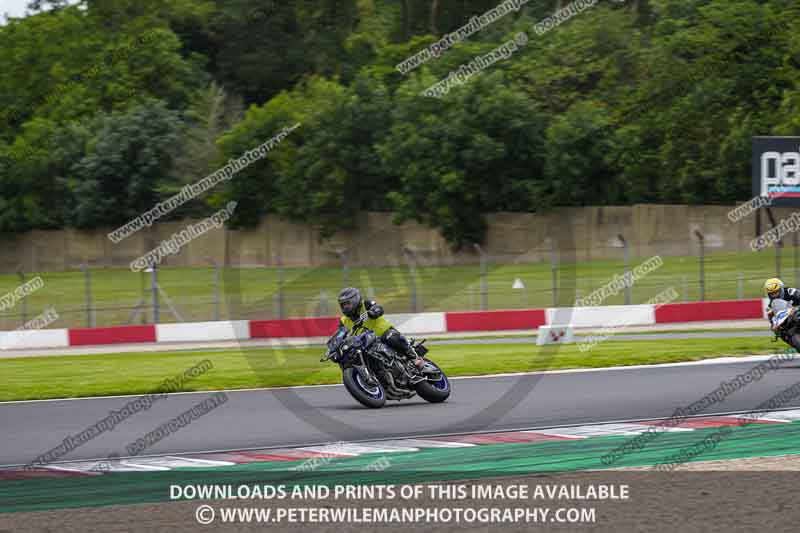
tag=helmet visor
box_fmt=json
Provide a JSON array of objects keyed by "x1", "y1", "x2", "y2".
[{"x1": 339, "y1": 299, "x2": 357, "y2": 315}]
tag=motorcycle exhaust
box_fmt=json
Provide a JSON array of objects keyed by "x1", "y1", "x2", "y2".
[{"x1": 381, "y1": 370, "x2": 416, "y2": 400}]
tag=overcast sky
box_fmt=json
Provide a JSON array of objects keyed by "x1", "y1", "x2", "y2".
[
  {"x1": 1, "y1": 0, "x2": 82, "y2": 21},
  {"x1": 0, "y1": 0, "x2": 32, "y2": 19}
]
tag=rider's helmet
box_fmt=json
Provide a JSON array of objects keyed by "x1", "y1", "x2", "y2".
[
  {"x1": 764, "y1": 278, "x2": 785, "y2": 299},
  {"x1": 337, "y1": 287, "x2": 362, "y2": 318}
]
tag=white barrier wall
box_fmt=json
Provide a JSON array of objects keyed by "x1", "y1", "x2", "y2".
[
  {"x1": 386, "y1": 313, "x2": 447, "y2": 335},
  {"x1": 0, "y1": 328, "x2": 69, "y2": 350},
  {"x1": 547, "y1": 305, "x2": 656, "y2": 328},
  {"x1": 156, "y1": 321, "x2": 251, "y2": 343}
]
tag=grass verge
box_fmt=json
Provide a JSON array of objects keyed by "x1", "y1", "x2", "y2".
[{"x1": 0, "y1": 336, "x2": 789, "y2": 402}]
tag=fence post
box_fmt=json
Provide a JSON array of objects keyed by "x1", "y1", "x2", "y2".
[
  {"x1": 694, "y1": 230, "x2": 705, "y2": 302},
  {"x1": 794, "y1": 232, "x2": 799, "y2": 288},
  {"x1": 319, "y1": 290, "x2": 330, "y2": 316},
  {"x1": 737, "y1": 272, "x2": 744, "y2": 300},
  {"x1": 682, "y1": 274, "x2": 688, "y2": 302},
  {"x1": 548, "y1": 238, "x2": 558, "y2": 307},
  {"x1": 208, "y1": 258, "x2": 221, "y2": 321},
  {"x1": 617, "y1": 233, "x2": 631, "y2": 305},
  {"x1": 403, "y1": 246, "x2": 420, "y2": 313},
  {"x1": 81, "y1": 264, "x2": 94, "y2": 328},
  {"x1": 150, "y1": 265, "x2": 159, "y2": 324},
  {"x1": 473, "y1": 243, "x2": 488, "y2": 311},
  {"x1": 275, "y1": 255, "x2": 285, "y2": 319},
  {"x1": 16, "y1": 271, "x2": 27, "y2": 327},
  {"x1": 337, "y1": 249, "x2": 349, "y2": 287}
]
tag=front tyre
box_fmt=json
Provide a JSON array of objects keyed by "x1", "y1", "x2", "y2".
[
  {"x1": 342, "y1": 367, "x2": 386, "y2": 408},
  {"x1": 415, "y1": 360, "x2": 451, "y2": 403}
]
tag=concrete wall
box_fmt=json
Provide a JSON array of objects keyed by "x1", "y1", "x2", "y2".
[{"x1": 0, "y1": 204, "x2": 783, "y2": 272}]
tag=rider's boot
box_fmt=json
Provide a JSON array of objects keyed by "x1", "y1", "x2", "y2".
[{"x1": 404, "y1": 344, "x2": 427, "y2": 384}]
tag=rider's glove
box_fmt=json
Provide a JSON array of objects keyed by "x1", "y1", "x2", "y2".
[
  {"x1": 367, "y1": 304, "x2": 384, "y2": 319},
  {"x1": 354, "y1": 312, "x2": 369, "y2": 327}
]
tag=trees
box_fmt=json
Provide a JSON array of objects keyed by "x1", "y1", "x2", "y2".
[
  {"x1": 2, "y1": 0, "x2": 800, "y2": 248},
  {"x1": 65, "y1": 100, "x2": 183, "y2": 229},
  {"x1": 379, "y1": 70, "x2": 546, "y2": 249}
]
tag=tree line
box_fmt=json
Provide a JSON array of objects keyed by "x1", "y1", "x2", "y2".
[{"x1": 1, "y1": 0, "x2": 799, "y2": 248}]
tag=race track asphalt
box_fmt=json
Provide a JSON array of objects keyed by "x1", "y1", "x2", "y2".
[{"x1": 3, "y1": 355, "x2": 800, "y2": 467}]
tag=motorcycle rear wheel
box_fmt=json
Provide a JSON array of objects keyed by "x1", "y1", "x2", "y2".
[
  {"x1": 342, "y1": 367, "x2": 386, "y2": 408},
  {"x1": 789, "y1": 333, "x2": 800, "y2": 352},
  {"x1": 415, "y1": 360, "x2": 451, "y2": 403}
]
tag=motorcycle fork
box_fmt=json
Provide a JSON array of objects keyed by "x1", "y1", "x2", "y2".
[{"x1": 352, "y1": 349, "x2": 376, "y2": 385}]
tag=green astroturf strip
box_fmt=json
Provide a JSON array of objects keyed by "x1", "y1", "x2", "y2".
[{"x1": 3, "y1": 421, "x2": 800, "y2": 513}]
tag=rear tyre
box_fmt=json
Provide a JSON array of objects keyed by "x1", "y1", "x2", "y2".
[
  {"x1": 415, "y1": 360, "x2": 451, "y2": 403},
  {"x1": 342, "y1": 367, "x2": 386, "y2": 408},
  {"x1": 789, "y1": 334, "x2": 800, "y2": 352}
]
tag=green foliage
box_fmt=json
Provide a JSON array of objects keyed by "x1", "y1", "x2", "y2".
[
  {"x1": 379, "y1": 70, "x2": 546, "y2": 249},
  {"x1": 2, "y1": 0, "x2": 800, "y2": 249},
  {"x1": 65, "y1": 100, "x2": 182, "y2": 228}
]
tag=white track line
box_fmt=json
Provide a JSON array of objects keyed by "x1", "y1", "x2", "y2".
[{"x1": 0, "y1": 353, "x2": 791, "y2": 405}]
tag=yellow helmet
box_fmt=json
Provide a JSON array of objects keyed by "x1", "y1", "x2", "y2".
[{"x1": 764, "y1": 278, "x2": 785, "y2": 298}]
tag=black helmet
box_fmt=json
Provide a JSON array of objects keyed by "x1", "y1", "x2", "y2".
[{"x1": 337, "y1": 287, "x2": 361, "y2": 318}]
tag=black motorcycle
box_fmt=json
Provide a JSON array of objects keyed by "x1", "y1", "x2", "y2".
[{"x1": 320, "y1": 325, "x2": 451, "y2": 408}]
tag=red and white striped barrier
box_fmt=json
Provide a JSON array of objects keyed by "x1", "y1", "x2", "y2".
[{"x1": 0, "y1": 299, "x2": 768, "y2": 349}]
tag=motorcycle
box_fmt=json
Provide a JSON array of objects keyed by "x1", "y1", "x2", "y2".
[
  {"x1": 320, "y1": 321, "x2": 451, "y2": 408},
  {"x1": 769, "y1": 298, "x2": 800, "y2": 349}
]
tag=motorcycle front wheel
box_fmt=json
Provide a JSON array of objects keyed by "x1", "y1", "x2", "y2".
[{"x1": 342, "y1": 367, "x2": 386, "y2": 408}]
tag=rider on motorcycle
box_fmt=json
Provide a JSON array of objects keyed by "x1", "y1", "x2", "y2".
[
  {"x1": 764, "y1": 278, "x2": 800, "y2": 320},
  {"x1": 335, "y1": 287, "x2": 425, "y2": 368}
]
